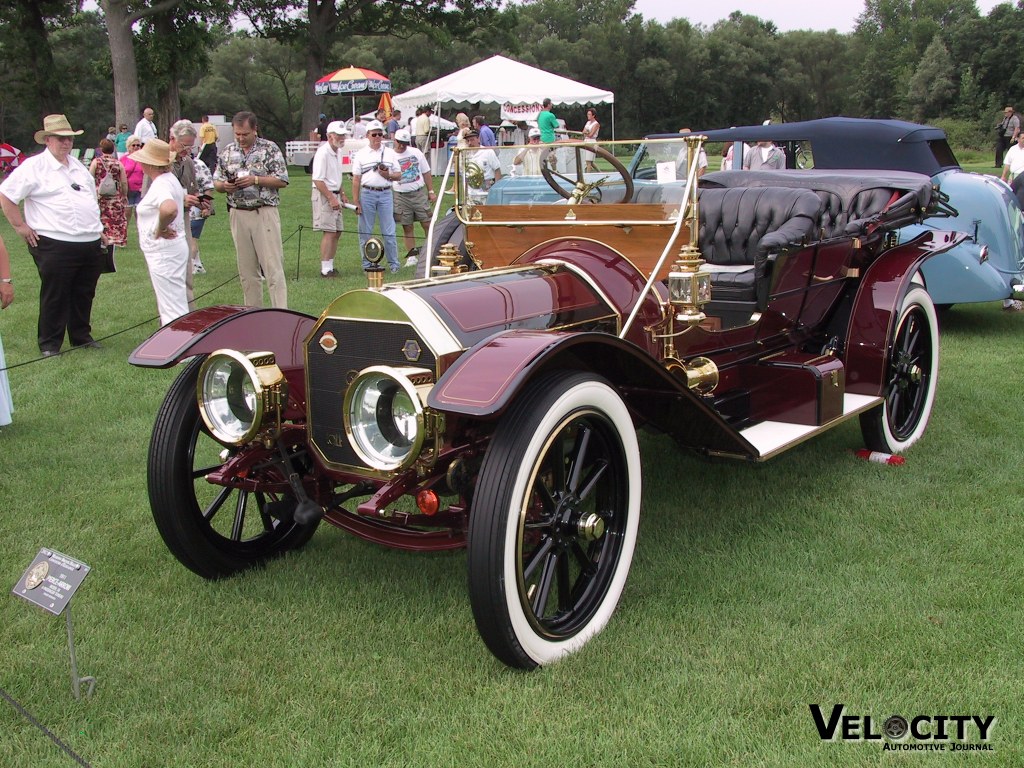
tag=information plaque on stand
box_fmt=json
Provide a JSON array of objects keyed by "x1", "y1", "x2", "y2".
[{"x1": 12, "y1": 549, "x2": 90, "y2": 615}]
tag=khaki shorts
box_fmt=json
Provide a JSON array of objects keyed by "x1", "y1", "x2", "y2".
[
  {"x1": 311, "y1": 189, "x2": 343, "y2": 232},
  {"x1": 393, "y1": 186, "x2": 430, "y2": 225}
]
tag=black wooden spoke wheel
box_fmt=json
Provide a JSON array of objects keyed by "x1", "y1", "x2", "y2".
[
  {"x1": 860, "y1": 286, "x2": 939, "y2": 453},
  {"x1": 148, "y1": 357, "x2": 319, "y2": 579},
  {"x1": 468, "y1": 371, "x2": 641, "y2": 668}
]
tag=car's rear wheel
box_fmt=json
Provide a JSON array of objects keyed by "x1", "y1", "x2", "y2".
[
  {"x1": 467, "y1": 371, "x2": 641, "y2": 669},
  {"x1": 860, "y1": 286, "x2": 938, "y2": 453},
  {"x1": 148, "y1": 357, "x2": 319, "y2": 579}
]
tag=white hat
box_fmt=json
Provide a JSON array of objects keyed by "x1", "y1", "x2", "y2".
[
  {"x1": 366, "y1": 120, "x2": 385, "y2": 133},
  {"x1": 528, "y1": 127, "x2": 541, "y2": 138},
  {"x1": 326, "y1": 120, "x2": 348, "y2": 136},
  {"x1": 394, "y1": 128, "x2": 411, "y2": 144}
]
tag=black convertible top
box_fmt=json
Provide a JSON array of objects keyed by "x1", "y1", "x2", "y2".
[
  {"x1": 701, "y1": 169, "x2": 938, "y2": 237},
  {"x1": 648, "y1": 117, "x2": 960, "y2": 176}
]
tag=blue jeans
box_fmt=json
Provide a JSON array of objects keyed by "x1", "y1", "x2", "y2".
[{"x1": 358, "y1": 188, "x2": 399, "y2": 270}]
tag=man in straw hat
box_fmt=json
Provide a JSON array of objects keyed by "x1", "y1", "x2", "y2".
[{"x1": 0, "y1": 114, "x2": 105, "y2": 357}]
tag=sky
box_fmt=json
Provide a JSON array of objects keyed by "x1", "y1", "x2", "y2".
[{"x1": 631, "y1": 0, "x2": 1006, "y2": 32}]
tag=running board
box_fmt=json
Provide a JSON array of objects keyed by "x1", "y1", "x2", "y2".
[{"x1": 738, "y1": 394, "x2": 883, "y2": 460}]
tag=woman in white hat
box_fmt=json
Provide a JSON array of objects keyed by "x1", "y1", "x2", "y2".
[{"x1": 130, "y1": 139, "x2": 189, "y2": 325}]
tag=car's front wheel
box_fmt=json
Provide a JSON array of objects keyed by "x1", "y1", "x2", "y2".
[
  {"x1": 467, "y1": 371, "x2": 641, "y2": 669},
  {"x1": 148, "y1": 357, "x2": 319, "y2": 579},
  {"x1": 860, "y1": 286, "x2": 939, "y2": 453}
]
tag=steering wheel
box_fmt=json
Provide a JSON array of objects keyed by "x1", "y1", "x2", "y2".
[{"x1": 540, "y1": 144, "x2": 634, "y2": 204}]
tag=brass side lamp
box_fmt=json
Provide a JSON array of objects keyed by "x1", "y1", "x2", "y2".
[{"x1": 363, "y1": 237, "x2": 385, "y2": 289}]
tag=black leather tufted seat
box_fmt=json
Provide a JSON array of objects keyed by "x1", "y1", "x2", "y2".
[{"x1": 696, "y1": 186, "x2": 822, "y2": 303}]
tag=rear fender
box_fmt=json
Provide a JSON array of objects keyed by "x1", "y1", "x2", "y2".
[
  {"x1": 844, "y1": 230, "x2": 964, "y2": 396},
  {"x1": 427, "y1": 330, "x2": 757, "y2": 458}
]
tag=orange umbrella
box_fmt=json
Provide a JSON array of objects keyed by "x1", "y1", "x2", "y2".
[{"x1": 377, "y1": 92, "x2": 393, "y2": 120}]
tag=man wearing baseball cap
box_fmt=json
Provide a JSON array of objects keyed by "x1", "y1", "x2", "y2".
[
  {"x1": 311, "y1": 120, "x2": 350, "y2": 277},
  {"x1": 390, "y1": 128, "x2": 435, "y2": 266},
  {"x1": 351, "y1": 120, "x2": 401, "y2": 273},
  {"x1": 463, "y1": 129, "x2": 502, "y2": 202},
  {"x1": 513, "y1": 127, "x2": 544, "y2": 176}
]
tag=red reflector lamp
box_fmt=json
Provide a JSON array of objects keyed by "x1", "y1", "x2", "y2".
[{"x1": 416, "y1": 490, "x2": 440, "y2": 516}]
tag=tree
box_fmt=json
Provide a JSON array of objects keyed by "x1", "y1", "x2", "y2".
[
  {"x1": 236, "y1": 0, "x2": 506, "y2": 139},
  {"x1": 906, "y1": 36, "x2": 956, "y2": 121},
  {"x1": 187, "y1": 35, "x2": 307, "y2": 146},
  {"x1": 99, "y1": 0, "x2": 188, "y2": 128},
  {"x1": 0, "y1": 1, "x2": 77, "y2": 126}
]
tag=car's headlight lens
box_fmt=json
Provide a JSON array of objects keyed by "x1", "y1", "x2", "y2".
[
  {"x1": 197, "y1": 350, "x2": 287, "y2": 445},
  {"x1": 345, "y1": 366, "x2": 431, "y2": 471}
]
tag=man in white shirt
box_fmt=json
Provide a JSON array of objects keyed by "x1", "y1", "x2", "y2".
[
  {"x1": 513, "y1": 127, "x2": 544, "y2": 176},
  {"x1": 351, "y1": 120, "x2": 401, "y2": 273},
  {"x1": 391, "y1": 128, "x2": 435, "y2": 266},
  {"x1": 311, "y1": 121, "x2": 350, "y2": 277},
  {"x1": 134, "y1": 107, "x2": 158, "y2": 145},
  {"x1": 463, "y1": 129, "x2": 502, "y2": 203},
  {"x1": 0, "y1": 114, "x2": 105, "y2": 356},
  {"x1": 1001, "y1": 132, "x2": 1024, "y2": 182}
]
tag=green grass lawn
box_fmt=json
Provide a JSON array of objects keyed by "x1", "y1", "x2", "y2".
[{"x1": 1, "y1": 167, "x2": 1022, "y2": 766}]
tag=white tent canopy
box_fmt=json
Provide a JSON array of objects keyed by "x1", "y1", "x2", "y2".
[{"x1": 392, "y1": 55, "x2": 615, "y2": 138}]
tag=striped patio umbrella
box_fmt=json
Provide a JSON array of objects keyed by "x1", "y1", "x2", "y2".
[{"x1": 314, "y1": 66, "x2": 391, "y2": 122}]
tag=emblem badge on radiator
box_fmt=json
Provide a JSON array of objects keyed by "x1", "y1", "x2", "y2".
[
  {"x1": 402, "y1": 340, "x2": 422, "y2": 362},
  {"x1": 319, "y1": 331, "x2": 338, "y2": 354}
]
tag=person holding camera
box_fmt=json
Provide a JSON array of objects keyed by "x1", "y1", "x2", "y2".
[
  {"x1": 351, "y1": 120, "x2": 401, "y2": 273},
  {"x1": 996, "y1": 106, "x2": 1021, "y2": 168},
  {"x1": 213, "y1": 111, "x2": 289, "y2": 308}
]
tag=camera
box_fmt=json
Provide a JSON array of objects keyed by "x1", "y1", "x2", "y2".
[
  {"x1": 224, "y1": 170, "x2": 237, "y2": 183},
  {"x1": 376, "y1": 163, "x2": 390, "y2": 174}
]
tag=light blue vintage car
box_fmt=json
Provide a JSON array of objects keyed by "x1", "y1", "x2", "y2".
[{"x1": 479, "y1": 118, "x2": 1024, "y2": 309}]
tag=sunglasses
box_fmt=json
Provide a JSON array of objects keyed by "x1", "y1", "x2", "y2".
[{"x1": 368, "y1": 132, "x2": 383, "y2": 137}]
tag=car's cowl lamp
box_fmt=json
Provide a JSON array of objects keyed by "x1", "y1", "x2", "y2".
[
  {"x1": 363, "y1": 237, "x2": 385, "y2": 289},
  {"x1": 668, "y1": 245, "x2": 711, "y2": 326}
]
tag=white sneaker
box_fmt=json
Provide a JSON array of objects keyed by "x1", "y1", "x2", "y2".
[
  {"x1": 193, "y1": 261, "x2": 206, "y2": 275},
  {"x1": 405, "y1": 255, "x2": 418, "y2": 267}
]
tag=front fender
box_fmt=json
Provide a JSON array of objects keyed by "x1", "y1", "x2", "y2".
[
  {"x1": 427, "y1": 329, "x2": 757, "y2": 459},
  {"x1": 845, "y1": 230, "x2": 965, "y2": 396},
  {"x1": 128, "y1": 306, "x2": 317, "y2": 369}
]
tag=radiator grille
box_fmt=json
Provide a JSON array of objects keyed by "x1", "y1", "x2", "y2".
[{"x1": 306, "y1": 318, "x2": 437, "y2": 469}]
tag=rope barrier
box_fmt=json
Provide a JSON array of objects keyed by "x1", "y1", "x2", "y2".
[
  {"x1": 0, "y1": 685, "x2": 92, "y2": 767},
  {"x1": 0, "y1": 220, "x2": 438, "y2": 373}
]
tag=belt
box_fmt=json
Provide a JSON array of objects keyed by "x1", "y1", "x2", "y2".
[
  {"x1": 230, "y1": 205, "x2": 264, "y2": 211},
  {"x1": 362, "y1": 185, "x2": 390, "y2": 192}
]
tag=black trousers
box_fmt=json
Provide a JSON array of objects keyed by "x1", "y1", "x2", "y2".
[
  {"x1": 28, "y1": 235, "x2": 103, "y2": 352},
  {"x1": 996, "y1": 134, "x2": 1012, "y2": 167}
]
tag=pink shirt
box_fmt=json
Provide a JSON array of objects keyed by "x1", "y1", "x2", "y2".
[{"x1": 121, "y1": 155, "x2": 145, "y2": 192}]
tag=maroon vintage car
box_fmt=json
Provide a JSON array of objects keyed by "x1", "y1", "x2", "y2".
[{"x1": 131, "y1": 138, "x2": 963, "y2": 669}]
